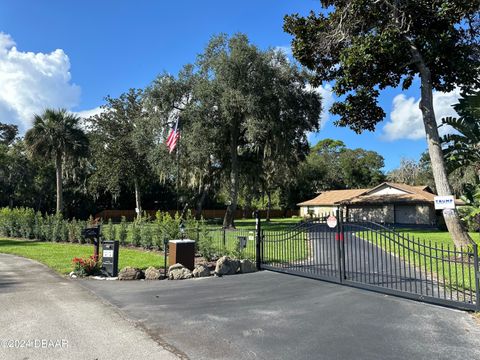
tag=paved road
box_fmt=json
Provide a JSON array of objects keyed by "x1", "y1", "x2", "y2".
[
  {"x1": 81, "y1": 270, "x2": 480, "y2": 360},
  {"x1": 0, "y1": 253, "x2": 180, "y2": 360}
]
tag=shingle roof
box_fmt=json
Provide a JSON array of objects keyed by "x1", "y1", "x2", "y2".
[
  {"x1": 297, "y1": 188, "x2": 369, "y2": 206},
  {"x1": 297, "y1": 182, "x2": 465, "y2": 206}
]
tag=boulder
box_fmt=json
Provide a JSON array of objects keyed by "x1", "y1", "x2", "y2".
[
  {"x1": 118, "y1": 266, "x2": 144, "y2": 280},
  {"x1": 168, "y1": 263, "x2": 193, "y2": 280},
  {"x1": 192, "y1": 264, "x2": 211, "y2": 278},
  {"x1": 144, "y1": 266, "x2": 161, "y2": 280},
  {"x1": 240, "y1": 259, "x2": 257, "y2": 273},
  {"x1": 215, "y1": 256, "x2": 240, "y2": 276}
]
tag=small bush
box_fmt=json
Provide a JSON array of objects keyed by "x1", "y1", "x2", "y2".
[
  {"x1": 105, "y1": 218, "x2": 116, "y2": 241},
  {"x1": 118, "y1": 216, "x2": 128, "y2": 246},
  {"x1": 141, "y1": 222, "x2": 153, "y2": 249},
  {"x1": 197, "y1": 225, "x2": 216, "y2": 261},
  {"x1": 131, "y1": 221, "x2": 141, "y2": 247},
  {"x1": 72, "y1": 256, "x2": 100, "y2": 277}
]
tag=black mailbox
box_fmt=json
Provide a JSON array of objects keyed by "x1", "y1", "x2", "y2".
[
  {"x1": 82, "y1": 225, "x2": 101, "y2": 260},
  {"x1": 81, "y1": 226, "x2": 100, "y2": 239},
  {"x1": 102, "y1": 240, "x2": 119, "y2": 277},
  {"x1": 237, "y1": 236, "x2": 247, "y2": 250}
]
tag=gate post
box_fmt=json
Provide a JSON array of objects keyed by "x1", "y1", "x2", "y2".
[
  {"x1": 336, "y1": 208, "x2": 346, "y2": 282},
  {"x1": 255, "y1": 210, "x2": 262, "y2": 271},
  {"x1": 473, "y1": 243, "x2": 480, "y2": 311}
]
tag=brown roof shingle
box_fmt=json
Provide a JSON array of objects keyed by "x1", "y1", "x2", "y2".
[
  {"x1": 297, "y1": 188, "x2": 369, "y2": 206},
  {"x1": 297, "y1": 182, "x2": 465, "y2": 207}
]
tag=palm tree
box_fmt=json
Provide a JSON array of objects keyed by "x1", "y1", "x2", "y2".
[
  {"x1": 25, "y1": 109, "x2": 89, "y2": 214},
  {"x1": 440, "y1": 91, "x2": 480, "y2": 178}
]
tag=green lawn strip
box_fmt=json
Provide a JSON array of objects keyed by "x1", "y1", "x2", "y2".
[
  {"x1": 359, "y1": 229, "x2": 478, "y2": 295},
  {"x1": 0, "y1": 238, "x2": 164, "y2": 275}
]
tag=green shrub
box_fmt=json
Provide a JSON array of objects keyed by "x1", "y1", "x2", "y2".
[
  {"x1": 131, "y1": 221, "x2": 141, "y2": 247},
  {"x1": 118, "y1": 216, "x2": 128, "y2": 246},
  {"x1": 51, "y1": 213, "x2": 64, "y2": 242},
  {"x1": 141, "y1": 222, "x2": 153, "y2": 249},
  {"x1": 105, "y1": 218, "x2": 116, "y2": 241},
  {"x1": 60, "y1": 219, "x2": 69, "y2": 242},
  {"x1": 33, "y1": 211, "x2": 43, "y2": 240},
  {"x1": 42, "y1": 214, "x2": 54, "y2": 242},
  {"x1": 197, "y1": 221, "x2": 216, "y2": 261},
  {"x1": 76, "y1": 220, "x2": 86, "y2": 244}
]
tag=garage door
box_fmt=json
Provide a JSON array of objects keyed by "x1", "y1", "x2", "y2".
[{"x1": 394, "y1": 205, "x2": 416, "y2": 224}]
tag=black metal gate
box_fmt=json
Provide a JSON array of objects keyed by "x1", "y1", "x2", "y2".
[{"x1": 259, "y1": 213, "x2": 480, "y2": 311}]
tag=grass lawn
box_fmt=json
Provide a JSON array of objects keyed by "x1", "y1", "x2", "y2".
[
  {"x1": 0, "y1": 238, "x2": 165, "y2": 274},
  {"x1": 358, "y1": 228, "x2": 479, "y2": 293},
  {"x1": 396, "y1": 228, "x2": 480, "y2": 247}
]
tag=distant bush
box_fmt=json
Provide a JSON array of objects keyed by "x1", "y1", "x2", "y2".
[
  {"x1": 0, "y1": 207, "x2": 209, "y2": 251},
  {"x1": 118, "y1": 216, "x2": 128, "y2": 246},
  {"x1": 131, "y1": 220, "x2": 141, "y2": 247}
]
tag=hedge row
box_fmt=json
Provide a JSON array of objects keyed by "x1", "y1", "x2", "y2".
[{"x1": 0, "y1": 208, "x2": 214, "y2": 255}]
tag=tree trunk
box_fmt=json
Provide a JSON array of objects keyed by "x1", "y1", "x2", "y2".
[
  {"x1": 411, "y1": 45, "x2": 471, "y2": 247},
  {"x1": 223, "y1": 124, "x2": 240, "y2": 229},
  {"x1": 134, "y1": 177, "x2": 142, "y2": 220},
  {"x1": 266, "y1": 190, "x2": 272, "y2": 222},
  {"x1": 55, "y1": 153, "x2": 63, "y2": 214},
  {"x1": 195, "y1": 189, "x2": 207, "y2": 220}
]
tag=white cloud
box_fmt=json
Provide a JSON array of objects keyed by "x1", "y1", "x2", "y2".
[
  {"x1": 0, "y1": 32, "x2": 81, "y2": 132},
  {"x1": 382, "y1": 88, "x2": 461, "y2": 141},
  {"x1": 274, "y1": 45, "x2": 293, "y2": 58},
  {"x1": 75, "y1": 106, "x2": 103, "y2": 119},
  {"x1": 306, "y1": 83, "x2": 335, "y2": 129}
]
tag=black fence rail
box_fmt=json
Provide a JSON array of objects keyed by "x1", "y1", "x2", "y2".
[
  {"x1": 342, "y1": 221, "x2": 479, "y2": 310},
  {"x1": 258, "y1": 212, "x2": 480, "y2": 311},
  {"x1": 183, "y1": 227, "x2": 257, "y2": 260}
]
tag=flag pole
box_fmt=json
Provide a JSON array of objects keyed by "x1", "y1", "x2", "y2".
[{"x1": 176, "y1": 139, "x2": 180, "y2": 213}]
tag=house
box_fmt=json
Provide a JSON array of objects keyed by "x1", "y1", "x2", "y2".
[{"x1": 297, "y1": 182, "x2": 462, "y2": 226}]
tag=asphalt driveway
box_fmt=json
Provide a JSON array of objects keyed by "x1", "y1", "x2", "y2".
[
  {"x1": 81, "y1": 270, "x2": 480, "y2": 360},
  {"x1": 0, "y1": 254, "x2": 179, "y2": 360}
]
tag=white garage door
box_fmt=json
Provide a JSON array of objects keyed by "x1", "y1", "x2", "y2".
[{"x1": 395, "y1": 205, "x2": 416, "y2": 224}]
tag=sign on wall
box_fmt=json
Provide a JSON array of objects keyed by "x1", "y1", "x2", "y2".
[{"x1": 434, "y1": 196, "x2": 456, "y2": 210}]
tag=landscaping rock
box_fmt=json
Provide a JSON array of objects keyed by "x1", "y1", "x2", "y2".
[
  {"x1": 240, "y1": 259, "x2": 257, "y2": 273},
  {"x1": 118, "y1": 267, "x2": 144, "y2": 280},
  {"x1": 215, "y1": 256, "x2": 240, "y2": 276},
  {"x1": 192, "y1": 264, "x2": 210, "y2": 278},
  {"x1": 168, "y1": 263, "x2": 192, "y2": 280},
  {"x1": 144, "y1": 266, "x2": 161, "y2": 280}
]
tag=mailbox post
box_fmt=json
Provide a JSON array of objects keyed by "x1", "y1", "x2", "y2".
[
  {"x1": 102, "y1": 240, "x2": 119, "y2": 277},
  {"x1": 81, "y1": 225, "x2": 101, "y2": 261}
]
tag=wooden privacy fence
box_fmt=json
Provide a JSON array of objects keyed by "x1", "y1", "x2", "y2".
[{"x1": 95, "y1": 209, "x2": 299, "y2": 222}]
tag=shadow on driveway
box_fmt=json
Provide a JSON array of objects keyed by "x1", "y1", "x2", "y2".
[{"x1": 80, "y1": 271, "x2": 480, "y2": 360}]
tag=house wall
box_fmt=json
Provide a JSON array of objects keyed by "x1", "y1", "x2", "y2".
[
  {"x1": 416, "y1": 204, "x2": 435, "y2": 225},
  {"x1": 300, "y1": 203, "x2": 435, "y2": 225},
  {"x1": 300, "y1": 206, "x2": 336, "y2": 217},
  {"x1": 348, "y1": 204, "x2": 434, "y2": 225},
  {"x1": 348, "y1": 205, "x2": 388, "y2": 223}
]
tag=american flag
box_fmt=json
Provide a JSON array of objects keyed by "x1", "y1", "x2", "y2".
[{"x1": 166, "y1": 119, "x2": 180, "y2": 153}]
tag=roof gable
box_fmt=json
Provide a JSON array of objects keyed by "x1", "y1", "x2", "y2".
[
  {"x1": 297, "y1": 182, "x2": 438, "y2": 207},
  {"x1": 297, "y1": 188, "x2": 369, "y2": 206}
]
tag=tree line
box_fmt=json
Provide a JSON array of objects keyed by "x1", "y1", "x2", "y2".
[
  {"x1": 1, "y1": 1, "x2": 478, "y2": 243},
  {"x1": 0, "y1": 34, "x2": 388, "y2": 227}
]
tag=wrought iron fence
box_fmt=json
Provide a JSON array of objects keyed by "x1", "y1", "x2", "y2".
[{"x1": 258, "y1": 212, "x2": 480, "y2": 311}]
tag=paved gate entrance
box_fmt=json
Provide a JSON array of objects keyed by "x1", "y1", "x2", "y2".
[{"x1": 258, "y1": 213, "x2": 480, "y2": 311}]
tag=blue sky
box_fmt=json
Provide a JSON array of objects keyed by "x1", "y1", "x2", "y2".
[{"x1": 0, "y1": 0, "x2": 461, "y2": 170}]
